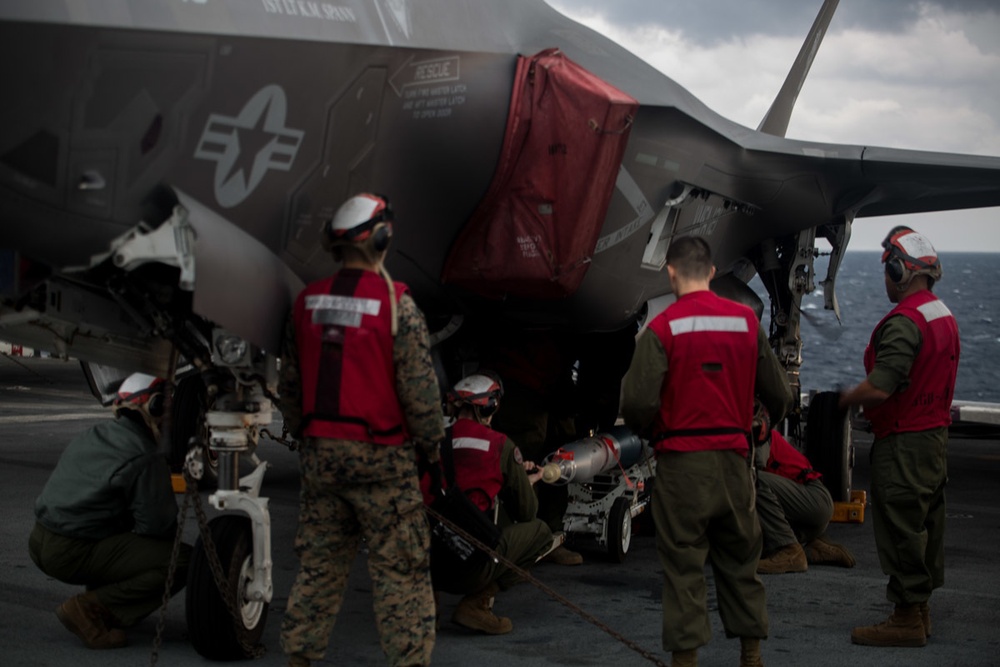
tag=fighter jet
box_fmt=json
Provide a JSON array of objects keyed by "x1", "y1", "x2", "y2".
[{"x1": 1, "y1": 0, "x2": 998, "y2": 658}]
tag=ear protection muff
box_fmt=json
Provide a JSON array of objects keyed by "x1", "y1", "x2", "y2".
[
  {"x1": 146, "y1": 392, "x2": 165, "y2": 419},
  {"x1": 884, "y1": 249, "x2": 909, "y2": 285},
  {"x1": 482, "y1": 370, "x2": 504, "y2": 408},
  {"x1": 371, "y1": 221, "x2": 392, "y2": 253},
  {"x1": 882, "y1": 225, "x2": 913, "y2": 286},
  {"x1": 363, "y1": 193, "x2": 393, "y2": 253},
  {"x1": 475, "y1": 371, "x2": 504, "y2": 418},
  {"x1": 461, "y1": 387, "x2": 502, "y2": 418}
]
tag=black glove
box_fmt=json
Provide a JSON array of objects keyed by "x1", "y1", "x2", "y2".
[
  {"x1": 416, "y1": 445, "x2": 444, "y2": 495},
  {"x1": 427, "y1": 459, "x2": 443, "y2": 497}
]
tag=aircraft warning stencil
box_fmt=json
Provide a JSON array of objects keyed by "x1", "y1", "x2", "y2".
[{"x1": 194, "y1": 85, "x2": 304, "y2": 208}]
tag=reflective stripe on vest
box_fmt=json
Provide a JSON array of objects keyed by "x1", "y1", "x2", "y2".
[
  {"x1": 863, "y1": 290, "x2": 960, "y2": 439},
  {"x1": 649, "y1": 291, "x2": 757, "y2": 454},
  {"x1": 450, "y1": 419, "x2": 505, "y2": 511},
  {"x1": 669, "y1": 315, "x2": 750, "y2": 336},
  {"x1": 295, "y1": 269, "x2": 409, "y2": 445}
]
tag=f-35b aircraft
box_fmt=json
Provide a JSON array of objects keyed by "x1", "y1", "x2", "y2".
[{"x1": 2, "y1": 0, "x2": 998, "y2": 659}]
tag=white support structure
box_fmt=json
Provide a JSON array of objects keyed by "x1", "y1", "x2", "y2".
[{"x1": 210, "y1": 462, "x2": 274, "y2": 605}]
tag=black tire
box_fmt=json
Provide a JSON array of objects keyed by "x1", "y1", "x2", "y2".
[
  {"x1": 186, "y1": 516, "x2": 268, "y2": 661},
  {"x1": 805, "y1": 391, "x2": 853, "y2": 502},
  {"x1": 607, "y1": 496, "x2": 632, "y2": 563},
  {"x1": 169, "y1": 375, "x2": 210, "y2": 473}
]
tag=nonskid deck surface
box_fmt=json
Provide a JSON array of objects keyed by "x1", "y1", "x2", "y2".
[{"x1": 2, "y1": 357, "x2": 998, "y2": 667}]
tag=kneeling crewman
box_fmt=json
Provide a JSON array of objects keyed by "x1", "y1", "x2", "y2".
[
  {"x1": 427, "y1": 372, "x2": 554, "y2": 634},
  {"x1": 755, "y1": 428, "x2": 855, "y2": 574},
  {"x1": 29, "y1": 373, "x2": 192, "y2": 649}
]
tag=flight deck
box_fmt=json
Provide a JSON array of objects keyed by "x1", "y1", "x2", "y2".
[{"x1": 2, "y1": 357, "x2": 998, "y2": 667}]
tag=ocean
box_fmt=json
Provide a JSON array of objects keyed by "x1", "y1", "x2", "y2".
[
  {"x1": 750, "y1": 251, "x2": 999, "y2": 403},
  {"x1": 1, "y1": 251, "x2": 993, "y2": 404}
]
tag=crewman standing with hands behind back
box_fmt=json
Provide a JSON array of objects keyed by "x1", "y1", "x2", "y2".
[
  {"x1": 839, "y1": 226, "x2": 959, "y2": 648},
  {"x1": 621, "y1": 235, "x2": 791, "y2": 667},
  {"x1": 278, "y1": 193, "x2": 445, "y2": 667}
]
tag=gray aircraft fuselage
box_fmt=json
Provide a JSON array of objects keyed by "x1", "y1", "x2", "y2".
[{"x1": 1, "y1": 0, "x2": 999, "y2": 359}]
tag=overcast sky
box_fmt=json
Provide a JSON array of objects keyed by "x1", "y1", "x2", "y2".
[{"x1": 546, "y1": 0, "x2": 1000, "y2": 252}]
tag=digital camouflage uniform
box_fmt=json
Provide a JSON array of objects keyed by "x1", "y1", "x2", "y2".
[{"x1": 279, "y1": 291, "x2": 445, "y2": 667}]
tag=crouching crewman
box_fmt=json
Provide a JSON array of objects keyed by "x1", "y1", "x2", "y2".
[
  {"x1": 755, "y1": 427, "x2": 855, "y2": 574},
  {"x1": 29, "y1": 373, "x2": 192, "y2": 649},
  {"x1": 425, "y1": 372, "x2": 554, "y2": 635}
]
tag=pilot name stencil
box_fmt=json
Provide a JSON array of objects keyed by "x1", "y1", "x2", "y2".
[{"x1": 260, "y1": 0, "x2": 358, "y2": 22}]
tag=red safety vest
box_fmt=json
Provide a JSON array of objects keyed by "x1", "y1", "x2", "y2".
[
  {"x1": 449, "y1": 419, "x2": 506, "y2": 511},
  {"x1": 294, "y1": 269, "x2": 409, "y2": 445},
  {"x1": 648, "y1": 291, "x2": 757, "y2": 454},
  {"x1": 863, "y1": 290, "x2": 960, "y2": 439},
  {"x1": 765, "y1": 430, "x2": 822, "y2": 483}
]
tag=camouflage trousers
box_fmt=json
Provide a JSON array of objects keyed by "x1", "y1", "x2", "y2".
[{"x1": 280, "y1": 438, "x2": 436, "y2": 666}]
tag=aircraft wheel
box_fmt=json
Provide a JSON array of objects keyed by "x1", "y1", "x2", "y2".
[
  {"x1": 186, "y1": 515, "x2": 268, "y2": 660},
  {"x1": 607, "y1": 496, "x2": 632, "y2": 563},
  {"x1": 170, "y1": 375, "x2": 216, "y2": 480},
  {"x1": 805, "y1": 391, "x2": 853, "y2": 502}
]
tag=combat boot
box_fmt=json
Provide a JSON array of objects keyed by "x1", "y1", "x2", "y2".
[
  {"x1": 919, "y1": 601, "x2": 931, "y2": 637},
  {"x1": 671, "y1": 648, "x2": 697, "y2": 666},
  {"x1": 452, "y1": 582, "x2": 513, "y2": 635},
  {"x1": 739, "y1": 637, "x2": 764, "y2": 667},
  {"x1": 542, "y1": 545, "x2": 583, "y2": 565},
  {"x1": 851, "y1": 604, "x2": 927, "y2": 647},
  {"x1": 55, "y1": 592, "x2": 127, "y2": 649},
  {"x1": 804, "y1": 535, "x2": 856, "y2": 567},
  {"x1": 756, "y1": 543, "x2": 807, "y2": 574}
]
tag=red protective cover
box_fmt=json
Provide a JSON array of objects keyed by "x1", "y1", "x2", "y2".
[{"x1": 442, "y1": 48, "x2": 638, "y2": 299}]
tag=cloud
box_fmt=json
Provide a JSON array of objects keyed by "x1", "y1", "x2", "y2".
[
  {"x1": 549, "y1": 1, "x2": 999, "y2": 42},
  {"x1": 546, "y1": 0, "x2": 1000, "y2": 250}
]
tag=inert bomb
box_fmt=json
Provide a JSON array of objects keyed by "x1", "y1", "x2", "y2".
[{"x1": 540, "y1": 426, "x2": 646, "y2": 485}]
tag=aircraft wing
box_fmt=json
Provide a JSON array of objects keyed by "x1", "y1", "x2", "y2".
[
  {"x1": 716, "y1": 132, "x2": 1000, "y2": 231},
  {"x1": 840, "y1": 146, "x2": 1000, "y2": 218}
]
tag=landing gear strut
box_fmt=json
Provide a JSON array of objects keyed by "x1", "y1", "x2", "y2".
[
  {"x1": 184, "y1": 363, "x2": 276, "y2": 660},
  {"x1": 755, "y1": 220, "x2": 853, "y2": 491}
]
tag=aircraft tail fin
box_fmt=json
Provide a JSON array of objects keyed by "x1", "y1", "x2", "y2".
[{"x1": 757, "y1": 0, "x2": 840, "y2": 137}]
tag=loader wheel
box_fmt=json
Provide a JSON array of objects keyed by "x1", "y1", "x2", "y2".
[
  {"x1": 805, "y1": 391, "x2": 853, "y2": 502},
  {"x1": 186, "y1": 516, "x2": 268, "y2": 660},
  {"x1": 607, "y1": 496, "x2": 632, "y2": 563}
]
